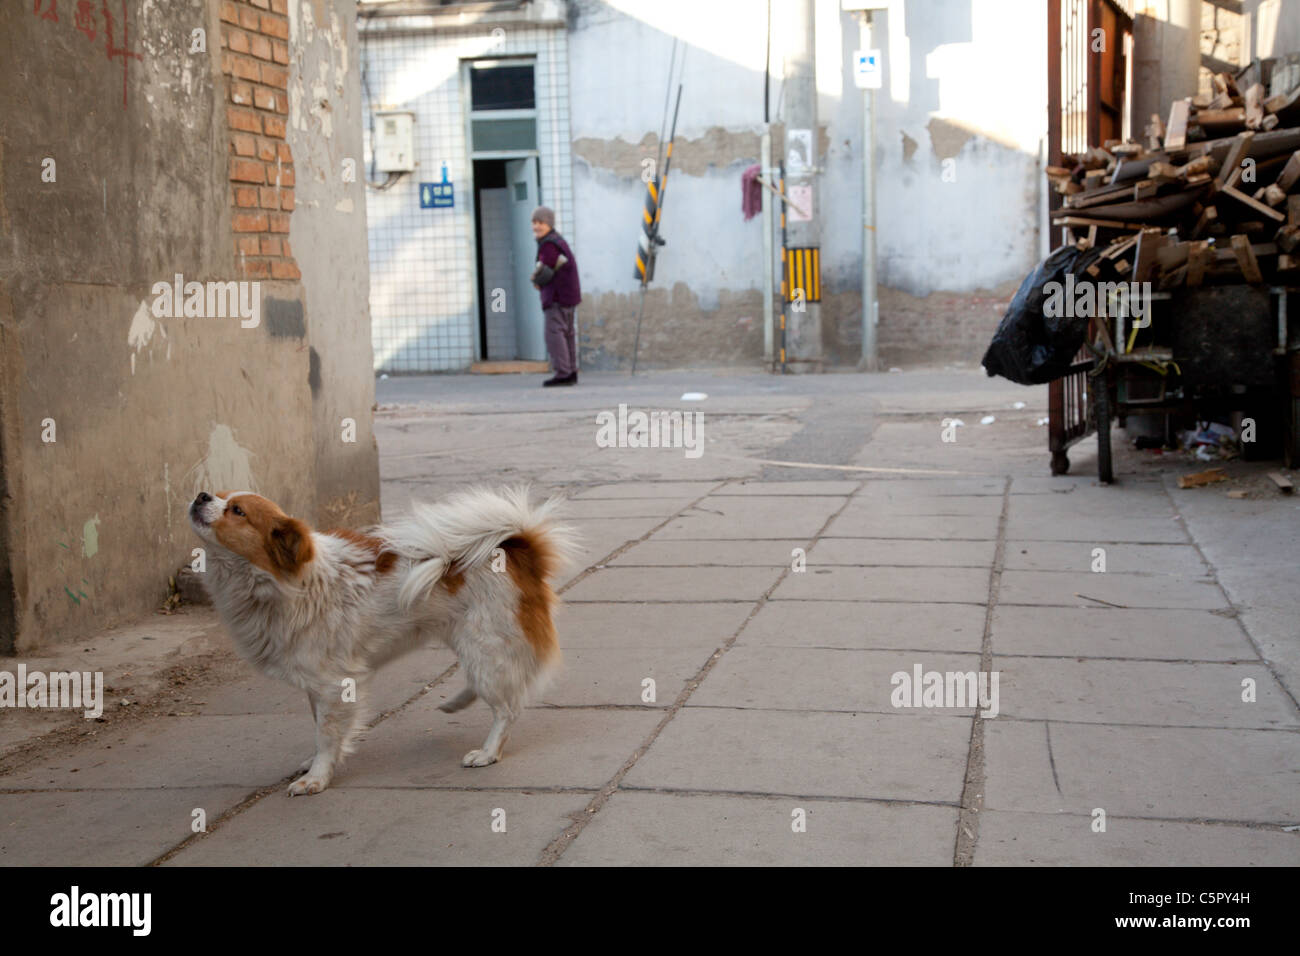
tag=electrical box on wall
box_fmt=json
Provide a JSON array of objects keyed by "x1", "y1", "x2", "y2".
[{"x1": 373, "y1": 111, "x2": 416, "y2": 172}]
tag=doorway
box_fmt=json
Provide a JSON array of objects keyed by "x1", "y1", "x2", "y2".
[{"x1": 472, "y1": 157, "x2": 545, "y2": 361}]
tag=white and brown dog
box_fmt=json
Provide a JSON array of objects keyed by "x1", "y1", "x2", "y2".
[{"x1": 188, "y1": 486, "x2": 575, "y2": 795}]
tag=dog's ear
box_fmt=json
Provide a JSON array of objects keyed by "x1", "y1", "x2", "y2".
[{"x1": 269, "y1": 517, "x2": 315, "y2": 577}]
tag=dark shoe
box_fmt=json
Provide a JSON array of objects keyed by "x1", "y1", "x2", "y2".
[{"x1": 543, "y1": 372, "x2": 577, "y2": 387}]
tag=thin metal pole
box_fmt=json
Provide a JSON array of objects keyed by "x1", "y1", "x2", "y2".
[
  {"x1": 630, "y1": 283, "x2": 649, "y2": 375},
  {"x1": 859, "y1": 11, "x2": 878, "y2": 371},
  {"x1": 762, "y1": 130, "x2": 774, "y2": 362},
  {"x1": 762, "y1": 0, "x2": 774, "y2": 362},
  {"x1": 778, "y1": 160, "x2": 788, "y2": 374}
]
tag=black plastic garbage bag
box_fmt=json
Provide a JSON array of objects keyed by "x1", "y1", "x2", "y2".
[{"x1": 981, "y1": 244, "x2": 1106, "y2": 385}]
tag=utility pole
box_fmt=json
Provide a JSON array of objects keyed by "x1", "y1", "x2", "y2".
[
  {"x1": 782, "y1": 0, "x2": 822, "y2": 373},
  {"x1": 762, "y1": 0, "x2": 774, "y2": 363}
]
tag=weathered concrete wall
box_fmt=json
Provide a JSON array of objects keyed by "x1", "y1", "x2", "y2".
[
  {"x1": 567, "y1": 0, "x2": 1046, "y2": 370},
  {"x1": 1241, "y1": 0, "x2": 1300, "y2": 61},
  {"x1": 287, "y1": 1, "x2": 381, "y2": 529},
  {"x1": 0, "y1": 0, "x2": 376, "y2": 653}
]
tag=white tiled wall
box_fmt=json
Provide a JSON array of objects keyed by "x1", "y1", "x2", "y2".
[{"x1": 360, "y1": 19, "x2": 573, "y2": 372}]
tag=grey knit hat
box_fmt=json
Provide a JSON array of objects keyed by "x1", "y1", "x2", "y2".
[{"x1": 530, "y1": 205, "x2": 555, "y2": 228}]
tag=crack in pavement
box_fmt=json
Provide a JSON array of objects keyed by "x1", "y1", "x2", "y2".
[{"x1": 953, "y1": 474, "x2": 1012, "y2": 867}]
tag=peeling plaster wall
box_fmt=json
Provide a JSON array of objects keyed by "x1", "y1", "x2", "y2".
[
  {"x1": 0, "y1": 1, "x2": 375, "y2": 652},
  {"x1": 287, "y1": 0, "x2": 381, "y2": 528},
  {"x1": 567, "y1": 0, "x2": 1046, "y2": 369}
]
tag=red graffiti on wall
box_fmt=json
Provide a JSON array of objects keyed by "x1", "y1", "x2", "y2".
[{"x1": 33, "y1": 0, "x2": 142, "y2": 109}]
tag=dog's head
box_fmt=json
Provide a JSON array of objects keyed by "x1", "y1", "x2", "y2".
[{"x1": 189, "y1": 491, "x2": 315, "y2": 580}]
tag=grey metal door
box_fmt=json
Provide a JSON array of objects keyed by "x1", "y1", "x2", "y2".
[{"x1": 506, "y1": 158, "x2": 546, "y2": 361}]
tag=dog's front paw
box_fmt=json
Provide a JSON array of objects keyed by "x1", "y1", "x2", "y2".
[
  {"x1": 461, "y1": 749, "x2": 499, "y2": 768},
  {"x1": 287, "y1": 774, "x2": 329, "y2": 796}
]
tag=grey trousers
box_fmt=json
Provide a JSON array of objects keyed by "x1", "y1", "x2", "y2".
[{"x1": 544, "y1": 304, "x2": 578, "y2": 377}]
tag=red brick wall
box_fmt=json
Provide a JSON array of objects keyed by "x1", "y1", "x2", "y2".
[{"x1": 219, "y1": 0, "x2": 299, "y2": 281}]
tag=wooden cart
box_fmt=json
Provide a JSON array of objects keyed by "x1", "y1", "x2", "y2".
[{"x1": 1049, "y1": 285, "x2": 1300, "y2": 481}]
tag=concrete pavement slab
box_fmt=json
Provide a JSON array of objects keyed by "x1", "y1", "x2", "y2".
[
  {"x1": 690, "y1": 646, "x2": 984, "y2": 714},
  {"x1": 654, "y1": 497, "x2": 847, "y2": 540},
  {"x1": 1004, "y1": 514, "x2": 1187, "y2": 543},
  {"x1": 847, "y1": 495, "x2": 1005, "y2": 516},
  {"x1": 973, "y1": 809, "x2": 1299, "y2": 866},
  {"x1": 555, "y1": 601, "x2": 754, "y2": 649},
  {"x1": 563, "y1": 516, "x2": 670, "y2": 548},
  {"x1": 1173, "y1": 482, "x2": 1300, "y2": 711},
  {"x1": 166, "y1": 788, "x2": 589, "y2": 866},
  {"x1": 623, "y1": 708, "x2": 972, "y2": 802},
  {"x1": 860, "y1": 477, "x2": 1007, "y2": 496},
  {"x1": 998, "y1": 570, "x2": 1226, "y2": 610},
  {"x1": 563, "y1": 497, "x2": 698, "y2": 518},
  {"x1": 1011, "y1": 476, "x2": 1161, "y2": 495},
  {"x1": 993, "y1": 658, "x2": 1297, "y2": 729},
  {"x1": 1, "y1": 715, "x2": 309, "y2": 790},
  {"x1": 826, "y1": 511, "x2": 1000, "y2": 540},
  {"x1": 1008, "y1": 493, "x2": 1175, "y2": 520},
  {"x1": 712, "y1": 480, "x2": 861, "y2": 496},
  {"x1": 0, "y1": 788, "x2": 249, "y2": 866},
  {"x1": 770, "y1": 565, "x2": 990, "y2": 604},
  {"x1": 196, "y1": 647, "x2": 456, "y2": 716},
  {"x1": 1003, "y1": 541, "x2": 1206, "y2": 575},
  {"x1": 562, "y1": 565, "x2": 782, "y2": 603},
  {"x1": 571, "y1": 482, "x2": 721, "y2": 498},
  {"x1": 608, "y1": 538, "x2": 806, "y2": 567},
  {"x1": 539, "y1": 646, "x2": 715, "y2": 707},
  {"x1": 558, "y1": 791, "x2": 959, "y2": 866},
  {"x1": 983, "y1": 719, "x2": 1300, "y2": 822},
  {"x1": 990, "y1": 606, "x2": 1258, "y2": 661},
  {"x1": 333, "y1": 700, "x2": 660, "y2": 791},
  {"x1": 738, "y1": 601, "x2": 986, "y2": 652},
  {"x1": 807, "y1": 537, "x2": 996, "y2": 567}
]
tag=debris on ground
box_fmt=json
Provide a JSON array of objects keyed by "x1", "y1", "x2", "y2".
[
  {"x1": 1267, "y1": 470, "x2": 1295, "y2": 493},
  {"x1": 1179, "y1": 466, "x2": 1229, "y2": 488}
]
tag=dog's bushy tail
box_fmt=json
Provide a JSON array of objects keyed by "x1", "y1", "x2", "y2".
[{"x1": 383, "y1": 485, "x2": 579, "y2": 613}]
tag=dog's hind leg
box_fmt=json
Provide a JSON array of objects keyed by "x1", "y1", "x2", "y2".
[
  {"x1": 457, "y1": 651, "x2": 523, "y2": 768},
  {"x1": 289, "y1": 679, "x2": 367, "y2": 796},
  {"x1": 461, "y1": 700, "x2": 517, "y2": 767},
  {"x1": 438, "y1": 684, "x2": 478, "y2": 713}
]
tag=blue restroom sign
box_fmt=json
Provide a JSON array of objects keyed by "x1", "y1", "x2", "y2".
[
  {"x1": 853, "y1": 49, "x2": 882, "y2": 89},
  {"x1": 421, "y1": 163, "x2": 454, "y2": 208}
]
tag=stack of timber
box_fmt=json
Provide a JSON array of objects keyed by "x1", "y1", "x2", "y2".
[{"x1": 1047, "y1": 55, "x2": 1300, "y2": 288}]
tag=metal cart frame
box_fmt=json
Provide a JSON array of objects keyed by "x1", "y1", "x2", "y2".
[{"x1": 1048, "y1": 286, "x2": 1300, "y2": 481}]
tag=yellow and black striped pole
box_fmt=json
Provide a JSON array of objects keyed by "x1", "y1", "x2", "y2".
[
  {"x1": 634, "y1": 172, "x2": 663, "y2": 283},
  {"x1": 777, "y1": 160, "x2": 820, "y2": 374},
  {"x1": 631, "y1": 84, "x2": 683, "y2": 374},
  {"x1": 785, "y1": 247, "x2": 821, "y2": 304}
]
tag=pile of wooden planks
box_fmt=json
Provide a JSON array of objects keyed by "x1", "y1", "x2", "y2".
[{"x1": 1047, "y1": 56, "x2": 1300, "y2": 288}]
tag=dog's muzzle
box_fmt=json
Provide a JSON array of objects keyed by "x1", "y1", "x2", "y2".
[{"x1": 190, "y1": 491, "x2": 221, "y2": 530}]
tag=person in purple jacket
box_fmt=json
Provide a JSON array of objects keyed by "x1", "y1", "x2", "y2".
[{"x1": 529, "y1": 206, "x2": 582, "y2": 387}]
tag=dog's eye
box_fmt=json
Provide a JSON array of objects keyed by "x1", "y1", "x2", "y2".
[{"x1": 231, "y1": 505, "x2": 245, "y2": 517}]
